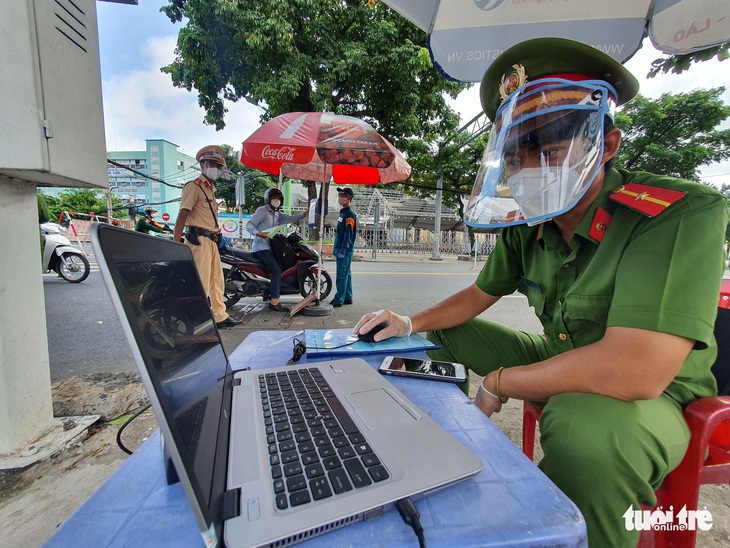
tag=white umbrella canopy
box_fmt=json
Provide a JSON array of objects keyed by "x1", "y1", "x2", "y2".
[{"x1": 383, "y1": 0, "x2": 730, "y2": 82}]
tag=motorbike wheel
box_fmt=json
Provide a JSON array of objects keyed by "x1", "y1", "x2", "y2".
[
  {"x1": 143, "y1": 303, "x2": 193, "y2": 359},
  {"x1": 300, "y1": 268, "x2": 332, "y2": 300},
  {"x1": 58, "y1": 252, "x2": 90, "y2": 283},
  {"x1": 222, "y1": 269, "x2": 242, "y2": 309}
]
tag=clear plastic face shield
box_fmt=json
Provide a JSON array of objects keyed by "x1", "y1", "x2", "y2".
[
  {"x1": 465, "y1": 79, "x2": 616, "y2": 228},
  {"x1": 200, "y1": 159, "x2": 231, "y2": 181}
]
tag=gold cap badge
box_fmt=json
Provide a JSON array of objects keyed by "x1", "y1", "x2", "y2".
[{"x1": 499, "y1": 64, "x2": 528, "y2": 101}]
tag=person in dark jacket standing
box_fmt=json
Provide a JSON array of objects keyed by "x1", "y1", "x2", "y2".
[{"x1": 330, "y1": 187, "x2": 357, "y2": 307}]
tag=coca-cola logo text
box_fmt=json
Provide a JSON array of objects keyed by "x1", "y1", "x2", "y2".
[
  {"x1": 331, "y1": 122, "x2": 358, "y2": 132},
  {"x1": 262, "y1": 145, "x2": 297, "y2": 161}
]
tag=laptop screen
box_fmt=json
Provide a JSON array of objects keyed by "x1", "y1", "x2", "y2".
[
  {"x1": 116, "y1": 259, "x2": 226, "y2": 506},
  {"x1": 92, "y1": 225, "x2": 231, "y2": 537}
]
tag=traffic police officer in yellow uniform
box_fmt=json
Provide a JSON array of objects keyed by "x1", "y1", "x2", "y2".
[
  {"x1": 174, "y1": 145, "x2": 240, "y2": 329},
  {"x1": 354, "y1": 38, "x2": 727, "y2": 546}
]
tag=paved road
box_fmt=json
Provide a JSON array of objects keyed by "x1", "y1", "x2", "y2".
[{"x1": 42, "y1": 256, "x2": 541, "y2": 382}]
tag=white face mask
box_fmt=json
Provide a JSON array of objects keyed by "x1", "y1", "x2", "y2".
[
  {"x1": 506, "y1": 166, "x2": 583, "y2": 222},
  {"x1": 203, "y1": 166, "x2": 222, "y2": 180},
  {"x1": 270, "y1": 199, "x2": 281, "y2": 209}
]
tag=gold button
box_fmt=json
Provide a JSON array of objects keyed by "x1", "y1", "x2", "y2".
[
  {"x1": 559, "y1": 333, "x2": 568, "y2": 341},
  {"x1": 595, "y1": 222, "x2": 607, "y2": 232}
]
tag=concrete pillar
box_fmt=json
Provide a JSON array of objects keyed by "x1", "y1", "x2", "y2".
[{"x1": 0, "y1": 179, "x2": 54, "y2": 454}]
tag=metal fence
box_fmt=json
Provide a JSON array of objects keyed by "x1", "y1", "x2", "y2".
[
  {"x1": 277, "y1": 226, "x2": 497, "y2": 257},
  {"x1": 232, "y1": 225, "x2": 498, "y2": 258}
]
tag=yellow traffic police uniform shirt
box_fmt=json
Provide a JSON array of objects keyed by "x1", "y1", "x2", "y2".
[
  {"x1": 179, "y1": 177, "x2": 228, "y2": 323},
  {"x1": 476, "y1": 168, "x2": 727, "y2": 406},
  {"x1": 180, "y1": 178, "x2": 219, "y2": 231}
]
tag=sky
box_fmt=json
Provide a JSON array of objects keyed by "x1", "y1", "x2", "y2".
[{"x1": 96, "y1": 0, "x2": 729, "y2": 185}]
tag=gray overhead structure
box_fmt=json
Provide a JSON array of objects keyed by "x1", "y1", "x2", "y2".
[{"x1": 356, "y1": 187, "x2": 463, "y2": 232}]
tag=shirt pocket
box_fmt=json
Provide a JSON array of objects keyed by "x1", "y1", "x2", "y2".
[
  {"x1": 521, "y1": 286, "x2": 546, "y2": 321},
  {"x1": 562, "y1": 295, "x2": 612, "y2": 347}
]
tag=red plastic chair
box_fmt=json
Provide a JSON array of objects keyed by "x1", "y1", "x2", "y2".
[{"x1": 521, "y1": 287, "x2": 730, "y2": 548}]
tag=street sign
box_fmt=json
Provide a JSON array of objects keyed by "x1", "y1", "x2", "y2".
[
  {"x1": 235, "y1": 175, "x2": 245, "y2": 207},
  {"x1": 162, "y1": 212, "x2": 170, "y2": 221}
]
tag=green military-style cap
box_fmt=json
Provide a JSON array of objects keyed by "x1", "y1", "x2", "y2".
[{"x1": 480, "y1": 37, "x2": 640, "y2": 122}]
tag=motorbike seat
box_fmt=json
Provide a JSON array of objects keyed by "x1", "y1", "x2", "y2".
[{"x1": 223, "y1": 247, "x2": 263, "y2": 264}]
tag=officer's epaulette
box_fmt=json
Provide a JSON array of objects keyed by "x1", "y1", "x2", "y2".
[{"x1": 609, "y1": 183, "x2": 686, "y2": 217}]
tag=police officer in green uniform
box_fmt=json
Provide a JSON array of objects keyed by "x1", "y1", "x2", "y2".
[{"x1": 354, "y1": 38, "x2": 727, "y2": 546}]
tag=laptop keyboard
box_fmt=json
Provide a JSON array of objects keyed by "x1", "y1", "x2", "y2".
[{"x1": 258, "y1": 368, "x2": 390, "y2": 510}]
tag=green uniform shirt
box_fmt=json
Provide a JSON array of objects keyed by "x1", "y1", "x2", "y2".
[
  {"x1": 476, "y1": 168, "x2": 727, "y2": 406},
  {"x1": 135, "y1": 216, "x2": 169, "y2": 234}
]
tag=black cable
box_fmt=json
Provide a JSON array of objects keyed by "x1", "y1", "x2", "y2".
[
  {"x1": 107, "y1": 159, "x2": 184, "y2": 189},
  {"x1": 396, "y1": 497, "x2": 426, "y2": 548},
  {"x1": 288, "y1": 337, "x2": 361, "y2": 364},
  {"x1": 116, "y1": 403, "x2": 152, "y2": 455},
  {"x1": 289, "y1": 339, "x2": 307, "y2": 364}
]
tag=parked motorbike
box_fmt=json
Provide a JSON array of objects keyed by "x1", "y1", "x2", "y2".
[
  {"x1": 40, "y1": 222, "x2": 90, "y2": 283},
  {"x1": 219, "y1": 233, "x2": 332, "y2": 309}
]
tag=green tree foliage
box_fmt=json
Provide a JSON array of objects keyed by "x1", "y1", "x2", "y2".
[
  {"x1": 614, "y1": 88, "x2": 730, "y2": 181},
  {"x1": 394, "y1": 126, "x2": 489, "y2": 248},
  {"x1": 44, "y1": 189, "x2": 126, "y2": 222},
  {"x1": 403, "y1": 131, "x2": 487, "y2": 216},
  {"x1": 647, "y1": 44, "x2": 729, "y2": 77},
  {"x1": 160, "y1": 0, "x2": 466, "y2": 149},
  {"x1": 37, "y1": 191, "x2": 52, "y2": 223},
  {"x1": 161, "y1": 0, "x2": 466, "y2": 240}
]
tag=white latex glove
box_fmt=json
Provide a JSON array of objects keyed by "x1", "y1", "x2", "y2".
[
  {"x1": 352, "y1": 309, "x2": 412, "y2": 342},
  {"x1": 474, "y1": 379, "x2": 503, "y2": 418}
]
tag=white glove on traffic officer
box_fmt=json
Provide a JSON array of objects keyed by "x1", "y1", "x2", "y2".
[{"x1": 353, "y1": 309, "x2": 412, "y2": 342}]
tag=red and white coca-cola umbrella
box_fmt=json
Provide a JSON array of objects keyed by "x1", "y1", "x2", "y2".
[
  {"x1": 240, "y1": 111, "x2": 411, "y2": 184},
  {"x1": 239, "y1": 112, "x2": 411, "y2": 311}
]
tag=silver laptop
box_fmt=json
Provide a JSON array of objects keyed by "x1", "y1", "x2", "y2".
[{"x1": 91, "y1": 224, "x2": 482, "y2": 548}]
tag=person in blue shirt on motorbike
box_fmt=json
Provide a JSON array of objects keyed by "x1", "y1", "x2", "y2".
[{"x1": 246, "y1": 188, "x2": 308, "y2": 311}]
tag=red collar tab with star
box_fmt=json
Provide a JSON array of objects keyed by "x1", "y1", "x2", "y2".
[
  {"x1": 194, "y1": 176, "x2": 212, "y2": 188},
  {"x1": 609, "y1": 183, "x2": 686, "y2": 218},
  {"x1": 588, "y1": 207, "x2": 612, "y2": 242}
]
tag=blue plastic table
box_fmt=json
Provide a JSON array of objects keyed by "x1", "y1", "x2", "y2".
[{"x1": 47, "y1": 330, "x2": 586, "y2": 547}]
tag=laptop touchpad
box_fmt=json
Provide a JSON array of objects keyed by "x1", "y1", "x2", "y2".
[{"x1": 348, "y1": 389, "x2": 418, "y2": 430}]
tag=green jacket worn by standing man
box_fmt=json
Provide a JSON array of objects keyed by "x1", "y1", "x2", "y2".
[{"x1": 352, "y1": 38, "x2": 727, "y2": 547}]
